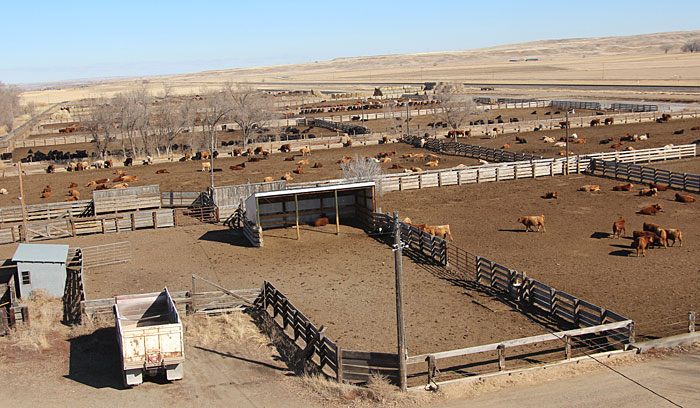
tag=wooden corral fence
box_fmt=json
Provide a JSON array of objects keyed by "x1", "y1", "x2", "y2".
[
  {"x1": 242, "y1": 217, "x2": 263, "y2": 247},
  {"x1": 587, "y1": 159, "x2": 700, "y2": 193},
  {"x1": 160, "y1": 191, "x2": 203, "y2": 208},
  {"x1": 373, "y1": 213, "x2": 448, "y2": 266},
  {"x1": 71, "y1": 209, "x2": 175, "y2": 235},
  {"x1": 372, "y1": 212, "x2": 633, "y2": 387},
  {"x1": 175, "y1": 206, "x2": 219, "y2": 225},
  {"x1": 82, "y1": 287, "x2": 260, "y2": 318},
  {"x1": 583, "y1": 144, "x2": 696, "y2": 164},
  {"x1": 410, "y1": 136, "x2": 546, "y2": 162},
  {"x1": 81, "y1": 241, "x2": 131, "y2": 269},
  {"x1": 257, "y1": 281, "x2": 401, "y2": 384},
  {"x1": 378, "y1": 159, "x2": 563, "y2": 193},
  {"x1": 63, "y1": 248, "x2": 86, "y2": 323},
  {"x1": 0, "y1": 264, "x2": 29, "y2": 336},
  {"x1": 93, "y1": 185, "x2": 161, "y2": 214},
  {"x1": 0, "y1": 200, "x2": 92, "y2": 224},
  {"x1": 212, "y1": 181, "x2": 286, "y2": 220}
]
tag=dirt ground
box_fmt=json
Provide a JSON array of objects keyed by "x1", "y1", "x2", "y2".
[
  {"x1": 0, "y1": 143, "x2": 480, "y2": 207},
  {"x1": 377, "y1": 170, "x2": 700, "y2": 339}
]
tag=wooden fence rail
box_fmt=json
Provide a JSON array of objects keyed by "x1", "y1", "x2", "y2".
[
  {"x1": 82, "y1": 288, "x2": 261, "y2": 317},
  {"x1": 372, "y1": 212, "x2": 632, "y2": 386},
  {"x1": 81, "y1": 241, "x2": 131, "y2": 269},
  {"x1": 259, "y1": 281, "x2": 340, "y2": 380},
  {"x1": 587, "y1": 158, "x2": 700, "y2": 192}
]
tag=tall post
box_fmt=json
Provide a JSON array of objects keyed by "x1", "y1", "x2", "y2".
[
  {"x1": 393, "y1": 211, "x2": 407, "y2": 391},
  {"x1": 565, "y1": 110, "x2": 569, "y2": 175},
  {"x1": 18, "y1": 162, "x2": 29, "y2": 242},
  {"x1": 210, "y1": 130, "x2": 215, "y2": 191},
  {"x1": 405, "y1": 103, "x2": 410, "y2": 137}
]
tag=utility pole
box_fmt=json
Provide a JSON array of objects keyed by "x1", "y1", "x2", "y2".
[
  {"x1": 565, "y1": 109, "x2": 574, "y2": 175},
  {"x1": 393, "y1": 211, "x2": 407, "y2": 391},
  {"x1": 18, "y1": 162, "x2": 29, "y2": 242},
  {"x1": 405, "y1": 103, "x2": 410, "y2": 137}
]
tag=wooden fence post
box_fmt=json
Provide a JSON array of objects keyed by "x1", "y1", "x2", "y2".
[
  {"x1": 564, "y1": 335, "x2": 571, "y2": 359},
  {"x1": 573, "y1": 298, "x2": 581, "y2": 327},
  {"x1": 628, "y1": 322, "x2": 636, "y2": 345},
  {"x1": 336, "y1": 346, "x2": 343, "y2": 383},
  {"x1": 0, "y1": 309, "x2": 8, "y2": 335},
  {"x1": 20, "y1": 306, "x2": 29, "y2": 326},
  {"x1": 497, "y1": 344, "x2": 505, "y2": 371},
  {"x1": 689, "y1": 311, "x2": 696, "y2": 333},
  {"x1": 131, "y1": 213, "x2": 136, "y2": 231},
  {"x1": 8, "y1": 307, "x2": 16, "y2": 328},
  {"x1": 153, "y1": 212, "x2": 158, "y2": 229}
]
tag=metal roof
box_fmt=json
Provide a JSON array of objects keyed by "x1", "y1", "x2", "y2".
[
  {"x1": 12, "y1": 244, "x2": 69, "y2": 263},
  {"x1": 252, "y1": 181, "x2": 375, "y2": 199}
]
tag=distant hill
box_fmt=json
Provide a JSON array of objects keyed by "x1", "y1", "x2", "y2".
[{"x1": 20, "y1": 30, "x2": 700, "y2": 103}]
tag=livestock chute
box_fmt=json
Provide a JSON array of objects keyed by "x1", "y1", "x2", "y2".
[{"x1": 242, "y1": 181, "x2": 376, "y2": 246}]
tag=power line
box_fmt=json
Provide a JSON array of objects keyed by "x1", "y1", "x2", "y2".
[{"x1": 549, "y1": 331, "x2": 684, "y2": 408}]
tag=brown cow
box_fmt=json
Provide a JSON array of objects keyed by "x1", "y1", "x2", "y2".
[
  {"x1": 612, "y1": 183, "x2": 633, "y2": 191},
  {"x1": 675, "y1": 193, "x2": 696, "y2": 203},
  {"x1": 233, "y1": 148, "x2": 243, "y2": 156},
  {"x1": 300, "y1": 147, "x2": 310, "y2": 156},
  {"x1": 86, "y1": 180, "x2": 97, "y2": 187},
  {"x1": 263, "y1": 176, "x2": 275, "y2": 182},
  {"x1": 113, "y1": 183, "x2": 129, "y2": 189},
  {"x1": 46, "y1": 164, "x2": 55, "y2": 174},
  {"x1": 612, "y1": 217, "x2": 626, "y2": 239},
  {"x1": 41, "y1": 191, "x2": 51, "y2": 199},
  {"x1": 633, "y1": 231, "x2": 666, "y2": 249},
  {"x1": 230, "y1": 165, "x2": 245, "y2": 171},
  {"x1": 312, "y1": 162, "x2": 323, "y2": 168},
  {"x1": 69, "y1": 182, "x2": 79, "y2": 188},
  {"x1": 284, "y1": 157, "x2": 296, "y2": 161},
  {"x1": 543, "y1": 191, "x2": 558, "y2": 199},
  {"x1": 578, "y1": 185, "x2": 600, "y2": 192},
  {"x1": 121, "y1": 175, "x2": 138, "y2": 182},
  {"x1": 638, "y1": 187, "x2": 658, "y2": 197},
  {"x1": 279, "y1": 144, "x2": 291, "y2": 153},
  {"x1": 95, "y1": 184, "x2": 110, "y2": 190},
  {"x1": 282, "y1": 172, "x2": 293, "y2": 181},
  {"x1": 313, "y1": 217, "x2": 330, "y2": 227},
  {"x1": 638, "y1": 204, "x2": 663, "y2": 215},
  {"x1": 518, "y1": 215, "x2": 546, "y2": 232},
  {"x1": 95, "y1": 178, "x2": 109, "y2": 184},
  {"x1": 648, "y1": 183, "x2": 668, "y2": 191},
  {"x1": 424, "y1": 225, "x2": 454, "y2": 240},
  {"x1": 631, "y1": 236, "x2": 650, "y2": 257},
  {"x1": 156, "y1": 169, "x2": 169, "y2": 174},
  {"x1": 293, "y1": 166, "x2": 304, "y2": 174},
  {"x1": 297, "y1": 159, "x2": 309, "y2": 165},
  {"x1": 665, "y1": 229, "x2": 683, "y2": 247},
  {"x1": 68, "y1": 189, "x2": 80, "y2": 200}
]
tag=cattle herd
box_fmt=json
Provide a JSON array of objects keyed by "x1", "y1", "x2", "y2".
[{"x1": 532, "y1": 180, "x2": 694, "y2": 258}]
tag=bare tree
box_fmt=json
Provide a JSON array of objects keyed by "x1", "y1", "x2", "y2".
[
  {"x1": 153, "y1": 88, "x2": 192, "y2": 158},
  {"x1": 226, "y1": 83, "x2": 276, "y2": 150},
  {"x1": 196, "y1": 88, "x2": 233, "y2": 189},
  {"x1": 341, "y1": 154, "x2": 385, "y2": 195},
  {"x1": 83, "y1": 99, "x2": 118, "y2": 159},
  {"x1": 133, "y1": 86, "x2": 154, "y2": 157},
  {"x1": 681, "y1": 40, "x2": 700, "y2": 53},
  {"x1": 660, "y1": 44, "x2": 673, "y2": 54},
  {"x1": 434, "y1": 84, "x2": 477, "y2": 140},
  {"x1": 0, "y1": 82, "x2": 21, "y2": 132},
  {"x1": 113, "y1": 93, "x2": 140, "y2": 158}
]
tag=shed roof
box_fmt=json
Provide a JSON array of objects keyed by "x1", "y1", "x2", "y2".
[
  {"x1": 253, "y1": 181, "x2": 375, "y2": 200},
  {"x1": 12, "y1": 244, "x2": 69, "y2": 263}
]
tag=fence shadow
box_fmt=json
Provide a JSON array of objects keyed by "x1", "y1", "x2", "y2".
[
  {"x1": 64, "y1": 327, "x2": 128, "y2": 390},
  {"x1": 245, "y1": 308, "x2": 323, "y2": 378},
  {"x1": 194, "y1": 345, "x2": 287, "y2": 372},
  {"x1": 498, "y1": 228, "x2": 527, "y2": 233}
]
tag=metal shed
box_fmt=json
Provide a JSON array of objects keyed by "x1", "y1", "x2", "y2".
[
  {"x1": 12, "y1": 244, "x2": 69, "y2": 298},
  {"x1": 242, "y1": 182, "x2": 375, "y2": 245}
]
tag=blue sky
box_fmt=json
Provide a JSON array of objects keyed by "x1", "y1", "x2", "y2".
[{"x1": 0, "y1": 0, "x2": 698, "y2": 84}]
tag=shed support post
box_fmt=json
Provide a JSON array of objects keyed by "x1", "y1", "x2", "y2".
[
  {"x1": 294, "y1": 194, "x2": 300, "y2": 240},
  {"x1": 334, "y1": 190, "x2": 340, "y2": 235}
]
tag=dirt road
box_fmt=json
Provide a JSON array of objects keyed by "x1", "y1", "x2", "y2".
[{"x1": 433, "y1": 349, "x2": 700, "y2": 408}]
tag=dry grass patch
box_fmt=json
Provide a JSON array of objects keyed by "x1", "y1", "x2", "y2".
[
  {"x1": 3, "y1": 290, "x2": 63, "y2": 351},
  {"x1": 183, "y1": 311, "x2": 269, "y2": 351},
  {"x1": 298, "y1": 373, "x2": 434, "y2": 407}
]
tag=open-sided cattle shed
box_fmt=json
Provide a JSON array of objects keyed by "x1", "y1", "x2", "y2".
[{"x1": 242, "y1": 182, "x2": 375, "y2": 246}]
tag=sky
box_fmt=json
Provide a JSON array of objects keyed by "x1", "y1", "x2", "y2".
[{"x1": 1, "y1": 0, "x2": 698, "y2": 85}]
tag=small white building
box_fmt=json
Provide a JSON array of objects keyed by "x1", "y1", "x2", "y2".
[{"x1": 12, "y1": 244, "x2": 69, "y2": 298}]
